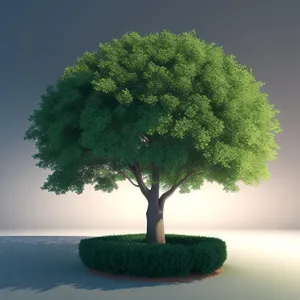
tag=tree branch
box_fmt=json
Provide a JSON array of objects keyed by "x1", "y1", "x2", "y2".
[
  {"x1": 116, "y1": 169, "x2": 139, "y2": 187},
  {"x1": 141, "y1": 135, "x2": 150, "y2": 143},
  {"x1": 159, "y1": 169, "x2": 199, "y2": 207},
  {"x1": 174, "y1": 165, "x2": 185, "y2": 182},
  {"x1": 82, "y1": 148, "x2": 140, "y2": 187},
  {"x1": 83, "y1": 148, "x2": 151, "y2": 196},
  {"x1": 128, "y1": 162, "x2": 150, "y2": 198}
]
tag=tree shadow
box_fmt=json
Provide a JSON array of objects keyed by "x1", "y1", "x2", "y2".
[{"x1": 0, "y1": 236, "x2": 222, "y2": 292}]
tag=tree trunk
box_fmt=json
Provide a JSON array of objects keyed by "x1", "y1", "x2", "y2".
[
  {"x1": 146, "y1": 200, "x2": 166, "y2": 244},
  {"x1": 144, "y1": 162, "x2": 166, "y2": 244},
  {"x1": 131, "y1": 161, "x2": 196, "y2": 245}
]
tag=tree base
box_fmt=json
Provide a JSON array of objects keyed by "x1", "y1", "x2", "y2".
[{"x1": 88, "y1": 266, "x2": 224, "y2": 283}]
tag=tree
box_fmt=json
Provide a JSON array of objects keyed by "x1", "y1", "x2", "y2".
[{"x1": 24, "y1": 30, "x2": 282, "y2": 244}]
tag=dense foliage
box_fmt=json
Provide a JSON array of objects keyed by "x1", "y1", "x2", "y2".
[
  {"x1": 79, "y1": 233, "x2": 227, "y2": 277},
  {"x1": 24, "y1": 30, "x2": 282, "y2": 196}
]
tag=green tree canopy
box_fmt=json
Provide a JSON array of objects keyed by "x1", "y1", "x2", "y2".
[{"x1": 24, "y1": 30, "x2": 282, "y2": 198}]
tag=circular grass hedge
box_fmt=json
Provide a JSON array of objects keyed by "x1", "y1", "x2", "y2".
[{"x1": 78, "y1": 233, "x2": 227, "y2": 278}]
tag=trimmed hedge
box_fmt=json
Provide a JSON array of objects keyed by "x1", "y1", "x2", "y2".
[{"x1": 78, "y1": 233, "x2": 227, "y2": 278}]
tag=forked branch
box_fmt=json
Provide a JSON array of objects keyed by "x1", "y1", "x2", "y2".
[
  {"x1": 128, "y1": 162, "x2": 150, "y2": 198},
  {"x1": 159, "y1": 169, "x2": 199, "y2": 207},
  {"x1": 83, "y1": 148, "x2": 140, "y2": 188},
  {"x1": 117, "y1": 169, "x2": 139, "y2": 187}
]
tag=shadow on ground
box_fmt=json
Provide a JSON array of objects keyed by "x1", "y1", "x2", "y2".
[{"x1": 0, "y1": 236, "x2": 233, "y2": 292}]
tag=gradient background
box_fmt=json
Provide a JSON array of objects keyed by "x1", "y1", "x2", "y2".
[{"x1": 1, "y1": 0, "x2": 299, "y2": 234}]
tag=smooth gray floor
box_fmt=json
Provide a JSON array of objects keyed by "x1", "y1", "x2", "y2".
[{"x1": 0, "y1": 230, "x2": 299, "y2": 300}]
